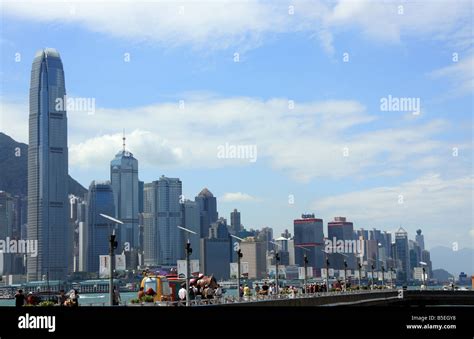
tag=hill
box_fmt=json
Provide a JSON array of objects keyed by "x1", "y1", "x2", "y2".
[{"x1": 0, "y1": 132, "x2": 87, "y2": 198}]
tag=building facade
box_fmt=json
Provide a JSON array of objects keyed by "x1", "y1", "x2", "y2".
[
  {"x1": 195, "y1": 188, "x2": 218, "y2": 238},
  {"x1": 110, "y1": 143, "x2": 139, "y2": 252},
  {"x1": 143, "y1": 177, "x2": 183, "y2": 266},
  {"x1": 84, "y1": 181, "x2": 115, "y2": 273},
  {"x1": 27, "y1": 48, "x2": 69, "y2": 281},
  {"x1": 294, "y1": 214, "x2": 324, "y2": 277}
]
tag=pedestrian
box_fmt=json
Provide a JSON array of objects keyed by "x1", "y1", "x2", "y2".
[
  {"x1": 58, "y1": 289, "x2": 67, "y2": 306},
  {"x1": 15, "y1": 289, "x2": 25, "y2": 307},
  {"x1": 178, "y1": 284, "x2": 187, "y2": 301},
  {"x1": 137, "y1": 287, "x2": 145, "y2": 301},
  {"x1": 239, "y1": 284, "x2": 244, "y2": 298},
  {"x1": 113, "y1": 286, "x2": 121, "y2": 305},
  {"x1": 243, "y1": 284, "x2": 251, "y2": 297},
  {"x1": 254, "y1": 283, "x2": 260, "y2": 295}
]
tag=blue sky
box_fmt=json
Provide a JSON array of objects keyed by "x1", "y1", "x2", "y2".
[{"x1": 0, "y1": 0, "x2": 472, "y2": 250}]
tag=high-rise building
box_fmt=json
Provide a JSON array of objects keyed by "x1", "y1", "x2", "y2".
[
  {"x1": 110, "y1": 135, "x2": 139, "y2": 251},
  {"x1": 415, "y1": 229, "x2": 425, "y2": 251},
  {"x1": 200, "y1": 238, "x2": 230, "y2": 280},
  {"x1": 0, "y1": 191, "x2": 14, "y2": 275},
  {"x1": 143, "y1": 176, "x2": 183, "y2": 266},
  {"x1": 257, "y1": 227, "x2": 274, "y2": 253},
  {"x1": 209, "y1": 217, "x2": 228, "y2": 239},
  {"x1": 195, "y1": 188, "x2": 218, "y2": 238},
  {"x1": 294, "y1": 214, "x2": 324, "y2": 277},
  {"x1": 421, "y1": 249, "x2": 432, "y2": 279},
  {"x1": 69, "y1": 196, "x2": 86, "y2": 272},
  {"x1": 84, "y1": 181, "x2": 115, "y2": 273},
  {"x1": 230, "y1": 209, "x2": 241, "y2": 233},
  {"x1": 240, "y1": 238, "x2": 267, "y2": 279},
  {"x1": 394, "y1": 227, "x2": 410, "y2": 282},
  {"x1": 183, "y1": 200, "x2": 201, "y2": 261},
  {"x1": 27, "y1": 48, "x2": 69, "y2": 281},
  {"x1": 327, "y1": 217, "x2": 356, "y2": 270}
]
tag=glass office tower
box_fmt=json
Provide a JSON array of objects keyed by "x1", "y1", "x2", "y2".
[{"x1": 27, "y1": 48, "x2": 69, "y2": 281}]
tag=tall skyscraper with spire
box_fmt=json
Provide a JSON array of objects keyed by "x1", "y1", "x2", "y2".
[
  {"x1": 110, "y1": 133, "x2": 139, "y2": 252},
  {"x1": 27, "y1": 48, "x2": 69, "y2": 281}
]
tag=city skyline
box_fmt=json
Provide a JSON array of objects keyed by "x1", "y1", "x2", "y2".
[{"x1": 1, "y1": 0, "x2": 472, "y2": 251}]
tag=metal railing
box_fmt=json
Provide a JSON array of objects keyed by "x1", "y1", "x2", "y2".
[{"x1": 88, "y1": 288, "x2": 396, "y2": 307}]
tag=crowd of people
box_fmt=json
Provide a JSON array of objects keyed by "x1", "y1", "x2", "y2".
[{"x1": 14, "y1": 288, "x2": 80, "y2": 307}]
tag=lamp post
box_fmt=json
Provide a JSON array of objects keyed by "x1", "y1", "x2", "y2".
[
  {"x1": 100, "y1": 214, "x2": 123, "y2": 306},
  {"x1": 381, "y1": 265, "x2": 385, "y2": 288},
  {"x1": 343, "y1": 260, "x2": 348, "y2": 292},
  {"x1": 295, "y1": 245, "x2": 310, "y2": 293},
  {"x1": 178, "y1": 226, "x2": 197, "y2": 306},
  {"x1": 358, "y1": 262, "x2": 362, "y2": 290},
  {"x1": 321, "y1": 249, "x2": 330, "y2": 292},
  {"x1": 230, "y1": 234, "x2": 245, "y2": 300},
  {"x1": 303, "y1": 254, "x2": 308, "y2": 293},
  {"x1": 270, "y1": 239, "x2": 289, "y2": 296}
]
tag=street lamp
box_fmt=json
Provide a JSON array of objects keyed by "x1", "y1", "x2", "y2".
[
  {"x1": 100, "y1": 214, "x2": 123, "y2": 306},
  {"x1": 295, "y1": 245, "x2": 310, "y2": 293},
  {"x1": 321, "y1": 249, "x2": 330, "y2": 292},
  {"x1": 270, "y1": 239, "x2": 288, "y2": 296},
  {"x1": 230, "y1": 234, "x2": 244, "y2": 300},
  {"x1": 381, "y1": 265, "x2": 385, "y2": 288},
  {"x1": 177, "y1": 226, "x2": 197, "y2": 306}
]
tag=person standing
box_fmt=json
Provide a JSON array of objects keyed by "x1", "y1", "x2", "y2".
[
  {"x1": 58, "y1": 289, "x2": 67, "y2": 306},
  {"x1": 113, "y1": 286, "x2": 121, "y2": 306},
  {"x1": 15, "y1": 289, "x2": 25, "y2": 307},
  {"x1": 178, "y1": 284, "x2": 187, "y2": 302},
  {"x1": 254, "y1": 283, "x2": 260, "y2": 295}
]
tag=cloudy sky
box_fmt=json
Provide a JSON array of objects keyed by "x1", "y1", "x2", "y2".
[{"x1": 0, "y1": 0, "x2": 472, "y2": 249}]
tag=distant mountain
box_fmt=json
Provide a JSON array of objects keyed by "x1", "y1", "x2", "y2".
[
  {"x1": 432, "y1": 269, "x2": 454, "y2": 283},
  {"x1": 430, "y1": 245, "x2": 473, "y2": 277},
  {"x1": 0, "y1": 132, "x2": 87, "y2": 198}
]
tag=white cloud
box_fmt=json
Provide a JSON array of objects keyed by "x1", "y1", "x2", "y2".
[
  {"x1": 3, "y1": 95, "x2": 469, "y2": 182},
  {"x1": 2, "y1": 0, "x2": 471, "y2": 53},
  {"x1": 312, "y1": 174, "x2": 474, "y2": 247},
  {"x1": 69, "y1": 130, "x2": 183, "y2": 169},
  {"x1": 428, "y1": 55, "x2": 474, "y2": 97},
  {"x1": 221, "y1": 192, "x2": 260, "y2": 202}
]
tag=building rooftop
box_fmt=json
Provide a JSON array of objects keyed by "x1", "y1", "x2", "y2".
[{"x1": 198, "y1": 187, "x2": 214, "y2": 197}]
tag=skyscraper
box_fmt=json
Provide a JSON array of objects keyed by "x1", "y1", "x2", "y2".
[
  {"x1": 195, "y1": 188, "x2": 218, "y2": 238},
  {"x1": 394, "y1": 227, "x2": 410, "y2": 283},
  {"x1": 0, "y1": 191, "x2": 14, "y2": 275},
  {"x1": 294, "y1": 214, "x2": 324, "y2": 277},
  {"x1": 84, "y1": 181, "x2": 115, "y2": 273},
  {"x1": 240, "y1": 238, "x2": 267, "y2": 279},
  {"x1": 143, "y1": 176, "x2": 183, "y2": 266},
  {"x1": 27, "y1": 48, "x2": 69, "y2": 281},
  {"x1": 415, "y1": 229, "x2": 425, "y2": 251},
  {"x1": 183, "y1": 200, "x2": 201, "y2": 261},
  {"x1": 327, "y1": 217, "x2": 356, "y2": 270},
  {"x1": 230, "y1": 209, "x2": 241, "y2": 233},
  {"x1": 110, "y1": 136, "x2": 139, "y2": 260}
]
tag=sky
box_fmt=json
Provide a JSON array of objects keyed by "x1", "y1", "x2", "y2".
[{"x1": 0, "y1": 0, "x2": 472, "y2": 250}]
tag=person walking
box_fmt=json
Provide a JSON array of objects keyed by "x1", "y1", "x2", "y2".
[{"x1": 15, "y1": 289, "x2": 25, "y2": 307}]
